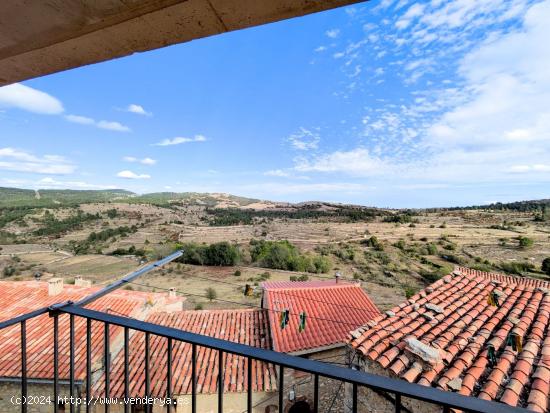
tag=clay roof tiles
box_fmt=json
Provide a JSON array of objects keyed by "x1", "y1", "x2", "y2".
[
  {"x1": 262, "y1": 280, "x2": 380, "y2": 353},
  {"x1": 96, "y1": 309, "x2": 277, "y2": 396},
  {"x1": 349, "y1": 267, "x2": 550, "y2": 413}
]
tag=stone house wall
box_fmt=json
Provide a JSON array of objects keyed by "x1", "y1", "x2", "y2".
[{"x1": 344, "y1": 348, "x2": 444, "y2": 413}]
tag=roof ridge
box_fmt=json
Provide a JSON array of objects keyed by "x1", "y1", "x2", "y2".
[{"x1": 456, "y1": 266, "x2": 550, "y2": 289}]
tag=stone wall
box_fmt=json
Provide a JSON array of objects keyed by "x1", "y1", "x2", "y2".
[
  {"x1": 344, "y1": 348, "x2": 444, "y2": 413},
  {"x1": 282, "y1": 346, "x2": 348, "y2": 413}
]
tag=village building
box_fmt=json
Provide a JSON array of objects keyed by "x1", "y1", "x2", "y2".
[
  {"x1": 0, "y1": 280, "x2": 278, "y2": 413},
  {"x1": 348, "y1": 267, "x2": 550, "y2": 413},
  {"x1": 261, "y1": 280, "x2": 380, "y2": 412}
]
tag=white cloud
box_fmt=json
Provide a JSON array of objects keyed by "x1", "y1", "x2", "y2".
[
  {"x1": 264, "y1": 169, "x2": 291, "y2": 177},
  {"x1": 126, "y1": 104, "x2": 152, "y2": 116},
  {"x1": 97, "y1": 120, "x2": 131, "y2": 132},
  {"x1": 123, "y1": 156, "x2": 157, "y2": 165},
  {"x1": 0, "y1": 147, "x2": 75, "y2": 175},
  {"x1": 294, "y1": 148, "x2": 388, "y2": 177},
  {"x1": 315, "y1": 46, "x2": 327, "y2": 52},
  {"x1": 65, "y1": 114, "x2": 94, "y2": 125},
  {"x1": 65, "y1": 114, "x2": 131, "y2": 132},
  {"x1": 425, "y1": 1, "x2": 550, "y2": 152},
  {"x1": 508, "y1": 164, "x2": 550, "y2": 173},
  {"x1": 0, "y1": 83, "x2": 63, "y2": 114},
  {"x1": 153, "y1": 135, "x2": 207, "y2": 146},
  {"x1": 241, "y1": 182, "x2": 370, "y2": 195},
  {"x1": 116, "y1": 170, "x2": 151, "y2": 180},
  {"x1": 36, "y1": 177, "x2": 117, "y2": 189},
  {"x1": 287, "y1": 128, "x2": 320, "y2": 150},
  {"x1": 326, "y1": 29, "x2": 340, "y2": 39}
]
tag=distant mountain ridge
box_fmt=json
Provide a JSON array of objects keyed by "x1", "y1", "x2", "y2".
[
  {"x1": 0, "y1": 186, "x2": 548, "y2": 210},
  {"x1": 0, "y1": 187, "x2": 260, "y2": 208}
]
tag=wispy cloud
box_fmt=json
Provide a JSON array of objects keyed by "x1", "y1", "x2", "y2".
[
  {"x1": 97, "y1": 120, "x2": 131, "y2": 132},
  {"x1": 153, "y1": 135, "x2": 207, "y2": 146},
  {"x1": 0, "y1": 147, "x2": 75, "y2": 175},
  {"x1": 264, "y1": 169, "x2": 291, "y2": 177},
  {"x1": 123, "y1": 156, "x2": 157, "y2": 165},
  {"x1": 287, "y1": 127, "x2": 320, "y2": 150},
  {"x1": 126, "y1": 104, "x2": 152, "y2": 116},
  {"x1": 37, "y1": 177, "x2": 117, "y2": 189},
  {"x1": 326, "y1": 29, "x2": 340, "y2": 39},
  {"x1": 116, "y1": 170, "x2": 151, "y2": 179},
  {"x1": 65, "y1": 114, "x2": 131, "y2": 132},
  {"x1": 64, "y1": 114, "x2": 94, "y2": 125},
  {"x1": 0, "y1": 83, "x2": 63, "y2": 115}
]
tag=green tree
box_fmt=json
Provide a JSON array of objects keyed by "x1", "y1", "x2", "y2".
[
  {"x1": 541, "y1": 257, "x2": 550, "y2": 275},
  {"x1": 205, "y1": 287, "x2": 217, "y2": 302},
  {"x1": 518, "y1": 236, "x2": 534, "y2": 249}
]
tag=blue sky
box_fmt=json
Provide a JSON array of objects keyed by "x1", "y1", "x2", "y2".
[{"x1": 1, "y1": 0, "x2": 549, "y2": 208}]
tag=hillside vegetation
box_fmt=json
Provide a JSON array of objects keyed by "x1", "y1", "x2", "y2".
[{"x1": 1, "y1": 186, "x2": 549, "y2": 310}]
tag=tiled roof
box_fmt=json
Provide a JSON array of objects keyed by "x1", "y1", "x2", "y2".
[
  {"x1": 0, "y1": 281, "x2": 182, "y2": 381},
  {"x1": 262, "y1": 280, "x2": 380, "y2": 353},
  {"x1": 95, "y1": 309, "x2": 277, "y2": 396},
  {"x1": 349, "y1": 267, "x2": 550, "y2": 413}
]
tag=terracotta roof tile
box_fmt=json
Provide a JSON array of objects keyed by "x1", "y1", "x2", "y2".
[
  {"x1": 349, "y1": 267, "x2": 550, "y2": 412},
  {"x1": 262, "y1": 280, "x2": 380, "y2": 353},
  {"x1": 95, "y1": 309, "x2": 277, "y2": 396},
  {"x1": 0, "y1": 280, "x2": 184, "y2": 382}
]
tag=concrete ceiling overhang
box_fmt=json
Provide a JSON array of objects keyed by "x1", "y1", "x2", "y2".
[{"x1": 0, "y1": 0, "x2": 364, "y2": 86}]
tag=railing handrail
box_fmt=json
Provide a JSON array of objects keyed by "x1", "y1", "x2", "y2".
[
  {"x1": 56, "y1": 304, "x2": 529, "y2": 413},
  {"x1": 74, "y1": 250, "x2": 183, "y2": 307}
]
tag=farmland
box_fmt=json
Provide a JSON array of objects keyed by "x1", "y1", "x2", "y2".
[{"x1": 1, "y1": 187, "x2": 549, "y2": 311}]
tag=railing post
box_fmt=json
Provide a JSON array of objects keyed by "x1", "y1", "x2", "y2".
[
  {"x1": 395, "y1": 393, "x2": 401, "y2": 413},
  {"x1": 313, "y1": 374, "x2": 319, "y2": 413},
  {"x1": 247, "y1": 358, "x2": 252, "y2": 413},
  {"x1": 352, "y1": 383, "x2": 358, "y2": 413},
  {"x1": 191, "y1": 344, "x2": 197, "y2": 413},
  {"x1": 166, "y1": 337, "x2": 172, "y2": 413},
  {"x1": 69, "y1": 315, "x2": 75, "y2": 413},
  {"x1": 124, "y1": 327, "x2": 129, "y2": 413},
  {"x1": 104, "y1": 322, "x2": 110, "y2": 413},
  {"x1": 86, "y1": 319, "x2": 91, "y2": 413},
  {"x1": 53, "y1": 315, "x2": 59, "y2": 413},
  {"x1": 218, "y1": 350, "x2": 223, "y2": 413},
  {"x1": 278, "y1": 366, "x2": 284, "y2": 413},
  {"x1": 21, "y1": 320, "x2": 27, "y2": 413},
  {"x1": 145, "y1": 332, "x2": 150, "y2": 413}
]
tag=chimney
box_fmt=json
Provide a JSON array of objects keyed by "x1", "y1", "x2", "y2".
[
  {"x1": 169, "y1": 287, "x2": 177, "y2": 299},
  {"x1": 48, "y1": 278, "x2": 63, "y2": 296},
  {"x1": 74, "y1": 276, "x2": 92, "y2": 287},
  {"x1": 335, "y1": 271, "x2": 341, "y2": 284}
]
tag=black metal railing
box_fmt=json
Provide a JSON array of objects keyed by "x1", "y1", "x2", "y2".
[
  {"x1": 0, "y1": 251, "x2": 532, "y2": 413},
  {"x1": 0, "y1": 301, "x2": 533, "y2": 413}
]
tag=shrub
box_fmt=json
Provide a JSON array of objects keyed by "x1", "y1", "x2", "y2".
[
  {"x1": 403, "y1": 285, "x2": 417, "y2": 299},
  {"x1": 178, "y1": 242, "x2": 240, "y2": 266},
  {"x1": 250, "y1": 240, "x2": 330, "y2": 273},
  {"x1": 2, "y1": 266, "x2": 16, "y2": 277},
  {"x1": 427, "y1": 243, "x2": 438, "y2": 255},
  {"x1": 517, "y1": 236, "x2": 534, "y2": 249},
  {"x1": 500, "y1": 261, "x2": 535, "y2": 275},
  {"x1": 205, "y1": 287, "x2": 217, "y2": 302},
  {"x1": 542, "y1": 258, "x2": 550, "y2": 275},
  {"x1": 362, "y1": 236, "x2": 384, "y2": 251},
  {"x1": 234, "y1": 270, "x2": 242, "y2": 277},
  {"x1": 194, "y1": 303, "x2": 204, "y2": 310}
]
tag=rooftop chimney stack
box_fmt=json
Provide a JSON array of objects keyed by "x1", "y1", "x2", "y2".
[
  {"x1": 74, "y1": 276, "x2": 92, "y2": 287},
  {"x1": 169, "y1": 287, "x2": 177, "y2": 299},
  {"x1": 335, "y1": 272, "x2": 342, "y2": 284},
  {"x1": 48, "y1": 278, "x2": 63, "y2": 296}
]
